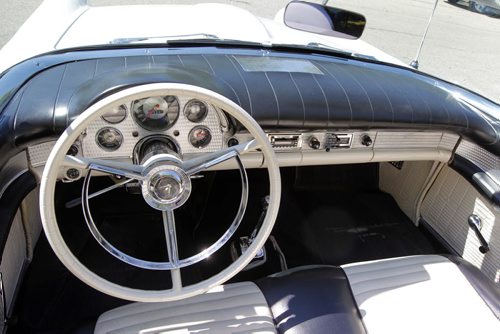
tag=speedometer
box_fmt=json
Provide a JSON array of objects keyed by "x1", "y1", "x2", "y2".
[{"x1": 132, "y1": 96, "x2": 179, "y2": 131}]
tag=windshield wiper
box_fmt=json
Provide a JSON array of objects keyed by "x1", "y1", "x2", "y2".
[
  {"x1": 110, "y1": 33, "x2": 220, "y2": 44},
  {"x1": 110, "y1": 34, "x2": 265, "y2": 48},
  {"x1": 306, "y1": 42, "x2": 376, "y2": 60},
  {"x1": 268, "y1": 42, "x2": 354, "y2": 59}
]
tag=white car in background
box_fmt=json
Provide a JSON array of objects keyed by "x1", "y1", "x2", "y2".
[{"x1": 449, "y1": 0, "x2": 500, "y2": 16}]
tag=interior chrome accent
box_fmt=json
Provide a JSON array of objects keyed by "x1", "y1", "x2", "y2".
[
  {"x1": 95, "y1": 127, "x2": 123, "y2": 152},
  {"x1": 141, "y1": 164, "x2": 192, "y2": 211},
  {"x1": 468, "y1": 214, "x2": 490, "y2": 254},
  {"x1": 40, "y1": 83, "x2": 281, "y2": 302},
  {"x1": 81, "y1": 154, "x2": 249, "y2": 271},
  {"x1": 65, "y1": 178, "x2": 133, "y2": 209},
  {"x1": 325, "y1": 133, "x2": 352, "y2": 150},
  {"x1": 268, "y1": 133, "x2": 302, "y2": 150}
]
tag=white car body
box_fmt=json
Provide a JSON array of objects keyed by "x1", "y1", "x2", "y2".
[{"x1": 0, "y1": 0, "x2": 405, "y2": 74}]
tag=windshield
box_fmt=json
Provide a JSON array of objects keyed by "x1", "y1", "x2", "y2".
[{"x1": 1, "y1": 0, "x2": 499, "y2": 103}]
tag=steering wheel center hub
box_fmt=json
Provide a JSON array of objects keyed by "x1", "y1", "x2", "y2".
[
  {"x1": 152, "y1": 174, "x2": 181, "y2": 200},
  {"x1": 142, "y1": 165, "x2": 191, "y2": 210}
]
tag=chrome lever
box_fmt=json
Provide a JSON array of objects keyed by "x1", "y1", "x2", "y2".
[{"x1": 468, "y1": 214, "x2": 490, "y2": 254}]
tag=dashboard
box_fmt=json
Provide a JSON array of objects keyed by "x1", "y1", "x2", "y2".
[{"x1": 0, "y1": 45, "x2": 498, "y2": 214}]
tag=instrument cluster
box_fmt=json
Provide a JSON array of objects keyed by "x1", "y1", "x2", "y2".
[{"x1": 82, "y1": 95, "x2": 226, "y2": 160}]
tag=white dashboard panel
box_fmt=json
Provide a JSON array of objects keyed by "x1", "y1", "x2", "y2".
[{"x1": 82, "y1": 95, "x2": 225, "y2": 160}]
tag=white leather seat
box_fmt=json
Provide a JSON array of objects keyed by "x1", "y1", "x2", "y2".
[
  {"x1": 94, "y1": 282, "x2": 276, "y2": 334},
  {"x1": 342, "y1": 255, "x2": 499, "y2": 334},
  {"x1": 94, "y1": 255, "x2": 499, "y2": 334}
]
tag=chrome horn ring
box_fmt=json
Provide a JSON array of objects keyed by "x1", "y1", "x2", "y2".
[
  {"x1": 81, "y1": 154, "x2": 249, "y2": 270},
  {"x1": 141, "y1": 164, "x2": 192, "y2": 211}
]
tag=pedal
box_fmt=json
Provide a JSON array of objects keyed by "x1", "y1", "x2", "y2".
[
  {"x1": 240, "y1": 236, "x2": 265, "y2": 259},
  {"x1": 230, "y1": 195, "x2": 270, "y2": 270},
  {"x1": 230, "y1": 236, "x2": 267, "y2": 271}
]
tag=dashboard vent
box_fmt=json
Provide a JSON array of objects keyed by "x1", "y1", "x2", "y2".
[{"x1": 390, "y1": 161, "x2": 404, "y2": 170}]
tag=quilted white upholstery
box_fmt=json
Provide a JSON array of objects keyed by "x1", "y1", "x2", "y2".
[
  {"x1": 342, "y1": 255, "x2": 500, "y2": 334},
  {"x1": 421, "y1": 165, "x2": 499, "y2": 283},
  {"x1": 94, "y1": 282, "x2": 276, "y2": 334},
  {"x1": 379, "y1": 161, "x2": 435, "y2": 222}
]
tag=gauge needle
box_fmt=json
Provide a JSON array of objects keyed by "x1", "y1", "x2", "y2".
[{"x1": 146, "y1": 104, "x2": 160, "y2": 118}]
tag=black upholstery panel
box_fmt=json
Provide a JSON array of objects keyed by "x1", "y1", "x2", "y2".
[{"x1": 257, "y1": 266, "x2": 367, "y2": 334}]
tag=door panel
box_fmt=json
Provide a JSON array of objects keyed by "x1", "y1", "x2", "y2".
[{"x1": 421, "y1": 165, "x2": 499, "y2": 283}]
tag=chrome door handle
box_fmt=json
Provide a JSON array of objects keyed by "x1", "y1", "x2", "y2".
[{"x1": 468, "y1": 214, "x2": 490, "y2": 254}]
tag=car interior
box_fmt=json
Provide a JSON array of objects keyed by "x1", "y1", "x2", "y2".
[{"x1": 0, "y1": 2, "x2": 498, "y2": 334}]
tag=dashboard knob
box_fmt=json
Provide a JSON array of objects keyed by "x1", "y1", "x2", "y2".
[
  {"x1": 67, "y1": 144, "x2": 79, "y2": 156},
  {"x1": 309, "y1": 136, "x2": 321, "y2": 150},
  {"x1": 361, "y1": 134, "x2": 373, "y2": 147},
  {"x1": 227, "y1": 138, "x2": 239, "y2": 147}
]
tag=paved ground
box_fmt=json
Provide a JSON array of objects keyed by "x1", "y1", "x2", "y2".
[{"x1": 1, "y1": 0, "x2": 499, "y2": 102}]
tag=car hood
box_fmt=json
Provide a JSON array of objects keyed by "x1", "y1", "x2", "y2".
[{"x1": 0, "y1": 1, "x2": 404, "y2": 73}]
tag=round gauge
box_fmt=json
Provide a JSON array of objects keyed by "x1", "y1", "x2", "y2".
[
  {"x1": 189, "y1": 126, "x2": 212, "y2": 149},
  {"x1": 184, "y1": 99, "x2": 208, "y2": 123},
  {"x1": 132, "y1": 96, "x2": 179, "y2": 131},
  {"x1": 101, "y1": 104, "x2": 127, "y2": 124},
  {"x1": 96, "y1": 127, "x2": 123, "y2": 151}
]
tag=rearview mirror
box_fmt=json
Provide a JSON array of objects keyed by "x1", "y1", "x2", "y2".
[{"x1": 284, "y1": 1, "x2": 366, "y2": 39}]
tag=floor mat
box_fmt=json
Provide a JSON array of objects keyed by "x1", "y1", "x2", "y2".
[{"x1": 275, "y1": 189, "x2": 439, "y2": 266}]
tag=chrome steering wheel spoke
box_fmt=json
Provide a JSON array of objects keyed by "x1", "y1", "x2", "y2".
[
  {"x1": 64, "y1": 155, "x2": 145, "y2": 181},
  {"x1": 162, "y1": 210, "x2": 182, "y2": 290},
  {"x1": 181, "y1": 140, "x2": 259, "y2": 175}
]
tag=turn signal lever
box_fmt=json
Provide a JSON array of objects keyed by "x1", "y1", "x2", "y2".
[{"x1": 468, "y1": 214, "x2": 489, "y2": 254}]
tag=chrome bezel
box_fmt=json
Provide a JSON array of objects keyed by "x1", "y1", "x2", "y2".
[
  {"x1": 95, "y1": 127, "x2": 123, "y2": 151},
  {"x1": 188, "y1": 125, "x2": 212, "y2": 148},
  {"x1": 183, "y1": 99, "x2": 209, "y2": 123},
  {"x1": 131, "y1": 95, "x2": 180, "y2": 131},
  {"x1": 101, "y1": 104, "x2": 128, "y2": 124}
]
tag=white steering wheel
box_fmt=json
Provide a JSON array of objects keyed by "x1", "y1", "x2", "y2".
[{"x1": 39, "y1": 83, "x2": 281, "y2": 302}]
